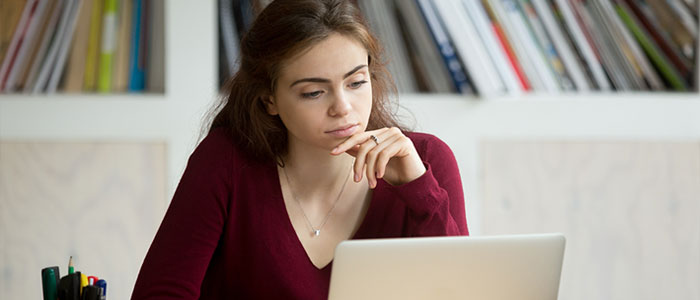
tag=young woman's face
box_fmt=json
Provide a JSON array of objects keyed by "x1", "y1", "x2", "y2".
[{"x1": 267, "y1": 33, "x2": 372, "y2": 152}]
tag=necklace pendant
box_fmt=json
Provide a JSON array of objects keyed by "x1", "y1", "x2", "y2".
[{"x1": 314, "y1": 229, "x2": 321, "y2": 236}]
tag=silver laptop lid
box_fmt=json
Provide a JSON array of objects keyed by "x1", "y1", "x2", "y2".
[{"x1": 328, "y1": 233, "x2": 566, "y2": 300}]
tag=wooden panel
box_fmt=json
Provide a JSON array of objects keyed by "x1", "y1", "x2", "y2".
[
  {"x1": 481, "y1": 141, "x2": 700, "y2": 300},
  {"x1": 0, "y1": 142, "x2": 167, "y2": 300}
]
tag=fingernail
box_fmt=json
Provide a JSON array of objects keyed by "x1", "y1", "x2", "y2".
[
  {"x1": 331, "y1": 147, "x2": 339, "y2": 153},
  {"x1": 354, "y1": 173, "x2": 360, "y2": 182}
]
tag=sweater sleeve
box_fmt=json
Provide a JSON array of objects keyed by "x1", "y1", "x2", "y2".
[
  {"x1": 384, "y1": 134, "x2": 469, "y2": 237},
  {"x1": 131, "y1": 131, "x2": 233, "y2": 299}
]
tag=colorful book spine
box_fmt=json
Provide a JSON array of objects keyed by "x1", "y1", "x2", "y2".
[
  {"x1": 553, "y1": 0, "x2": 611, "y2": 90},
  {"x1": 22, "y1": 0, "x2": 63, "y2": 93},
  {"x1": 501, "y1": 0, "x2": 560, "y2": 92},
  {"x1": 416, "y1": 0, "x2": 472, "y2": 94},
  {"x1": 434, "y1": 0, "x2": 507, "y2": 96},
  {"x1": 128, "y1": 0, "x2": 146, "y2": 92},
  {"x1": 113, "y1": 0, "x2": 132, "y2": 92},
  {"x1": 0, "y1": 0, "x2": 38, "y2": 91},
  {"x1": 97, "y1": 0, "x2": 118, "y2": 93},
  {"x1": 531, "y1": 0, "x2": 590, "y2": 91},
  {"x1": 464, "y1": 0, "x2": 523, "y2": 94},
  {"x1": 519, "y1": 0, "x2": 574, "y2": 90},
  {"x1": 614, "y1": 2, "x2": 687, "y2": 91},
  {"x1": 63, "y1": 0, "x2": 95, "y2": 92},
  {"x1": 33, "y1": 0, "x2": 74, "y2": 93},
  {"x1": 490, "y1": 10, "x2": 531, "y2": 91},
  {"x1": 84, "y1": 0, "x2": 103, "y2": 91},
  {"x1": 0, "y1": 0, "x2": 29, "y2": 66},
  {"x1": 45, "y1": 0, "x2": 81, "y2": 93}
]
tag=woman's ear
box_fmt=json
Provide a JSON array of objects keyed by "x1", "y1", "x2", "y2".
[{"x1": 263, "y1": 96, "x2": 279, "y2": 115}]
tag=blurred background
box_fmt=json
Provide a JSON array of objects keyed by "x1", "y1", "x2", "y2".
[{"x1": 1, "y1": 0, "x2": 698, "y2": 299}]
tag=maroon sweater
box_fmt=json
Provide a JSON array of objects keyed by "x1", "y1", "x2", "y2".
[{"x1": 131, "y1": 128, "x2": 468, "y2": 299}]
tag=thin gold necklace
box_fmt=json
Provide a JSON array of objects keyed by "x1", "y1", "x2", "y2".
[{"x1": 282, "y1": 161, "x2": 353, "y2": 237}]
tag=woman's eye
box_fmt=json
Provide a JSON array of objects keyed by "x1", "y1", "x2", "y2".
[
  {"x1": 349, "y1": 80, "x2": 367, "y2": 89},
  {"x1": 301, "y1": 91, "x2": 323, "y2": 98}
]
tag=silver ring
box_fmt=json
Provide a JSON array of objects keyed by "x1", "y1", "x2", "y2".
[{"x1": 370, "y1": 135, "x2": 379, "y2": 145}]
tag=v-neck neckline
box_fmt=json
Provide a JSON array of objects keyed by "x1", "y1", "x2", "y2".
[{"x1": 271, "y1": 162, "x2": 376, "y2": 271}]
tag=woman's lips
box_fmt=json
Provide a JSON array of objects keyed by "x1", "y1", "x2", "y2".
[{"x1": 326, "y1": 124, "x2": 359, "y2": 138}]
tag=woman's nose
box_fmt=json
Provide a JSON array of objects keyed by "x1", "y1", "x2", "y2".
[{"x1": 329, "y1": 90, "x2": 352, "y2": 116}]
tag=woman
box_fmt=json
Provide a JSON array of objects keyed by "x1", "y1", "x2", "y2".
[{"x1": 131, "y1": 0, "x2": 468, "y2": 298}]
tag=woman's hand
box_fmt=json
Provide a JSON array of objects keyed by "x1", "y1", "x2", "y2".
[{"x1": 330, "y1": 127, "x2": 426, "y2": 189}]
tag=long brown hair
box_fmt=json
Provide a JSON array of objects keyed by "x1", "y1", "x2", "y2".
[{"x1": 207, "y1": 0, "x2": 406, "y2": 164}]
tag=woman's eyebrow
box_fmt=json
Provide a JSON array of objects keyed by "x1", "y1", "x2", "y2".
[{"x1": 289, "y1": 64, "x2": 368, "y2": 88}]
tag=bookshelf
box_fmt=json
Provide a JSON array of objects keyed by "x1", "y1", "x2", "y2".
[
  {"x1": 0, "y1": 1, "x2": 218, "y2": 192},
  {"x1": 0, "y1": 0, "x2": 166, "y2": 94}
]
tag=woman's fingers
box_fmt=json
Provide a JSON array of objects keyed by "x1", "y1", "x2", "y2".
[
  {"x1": 374, "y1": 134, "x2": 404, "y2": 179},
  {"x1": 365, "y1": 133, "x2": 402, "y2": 188},
  {"x1": 352, "y1": 135, "x2": 378, "y2": 183},
  {"x1": 330, "y1": 128, "x2": 388, "y2": 155},
  {"x1": 334, "y1": 127, "x2": 409, "y2": 188}
]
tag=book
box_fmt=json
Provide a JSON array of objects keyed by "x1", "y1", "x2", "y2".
[
  {"x1": 235, "y1": 0, "x2": 256, "y2": 35},
  {"x1": 1, "y1": 0, "x2": 49, "y2": 92},
  {"x1": 0, "y1": 0, "x2": 28, "y2": 66},
  {"x1": 0, "y1": 0, "x2": 39, "y2": 91},
  {"x1": 22, "y1": 0, "x2": 63, "y2": 93},
  {"x1": 531, "y1": 0, "x2": 591, "y2": 91},
  {"x1": 394, "y1": 0, "x2": 454, "y2": 93},
  {"x1": 128, "y1": 0, "x2": 147, "y2": 92},
  {"x1": 416, "y1": 0, "x2": 472, "y2": 94},
  {"x1": 30, "y1": 0, "x2": 74, "y2": 93},
  {"x1": 113, "y1": 0, "x2": 133, "y2": 92},
  {"x1": 63, "y1": 0, "x2": 95, "y2": 92},
  {"x1": 433, "y1": 0, "x2": 506, "y2": 96},
  {"x1": 485, "y1": 0, "x2": 545, "y2": 91},
  {"x1": 680, "y1": 0, "x2": 698, "y2": 14},
  {"x1": 45, "y1": 0, "x2": 81, "y2": 93},
  {"x1": 571, "y1": 0, "x2": 637, "y2": 90},
  {"x1": 147, "y1": 0, "x2": 164, "y2": 93},
  {"x1": 614, "y1": 0, "x2": 688, "y2": 91},
  {"x1": 219, "y1": 0, "x2": 241, "y2": 83},
  {"x1": 666, "y1": 0, "x2": 698, "y2": 41},
  {"x1": 589, "y1": 0, "x2": 646, "y2": 90},
  {"x1": 552, "y1": 0, "x2": 611, "y2": 90},
  {"x1": 521, "y1": 0, "x2": 575, "y2": 90},
  {"x1": 622, "y1": 0, "x2": 693, "y2": 81},
  {"x1": 97, "y1": 0, "x2": 118, "y2": 93},
  {"x1": 696, "y1": 16, "x2": 699, "y2": 92},
  {"x1": 644, "y1": 0, "x2": 695, "y2": 61},
  {"x1": 598, "y1": 0, "x2": 663, "y2": 90},
  {"x1": 84, "y1": 0, "x2": 104, "y2": 91},
  {"x1": 16, "y1": 0, "x2": 58, "y2": 90},
  {"x1": 549, "y1": 0, "x2": 597, "y2": 87},
  {"x1": 498, "y1": 0, "x2": 561, "y2": 92},
  {"x1": 482, "y1": 0, "x2": 532, "y2": 91},
  {"x1": 359, "y1": 0, "x2": 418, "y2": 93},
  {"x1": 463, "y1": 0, "x2": 523, "y2": 94},
  {"x1": 518, "y1": 0, "x2": 575, "y2": 91}
]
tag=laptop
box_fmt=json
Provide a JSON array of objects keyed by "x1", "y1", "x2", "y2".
[{"x1": 328, "y1": 233, "x2": 566, "y2": 300}]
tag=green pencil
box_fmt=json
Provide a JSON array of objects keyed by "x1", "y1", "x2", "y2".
[{"x1": 68, "y1": 256, "x2": 74, "y2": 274}]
